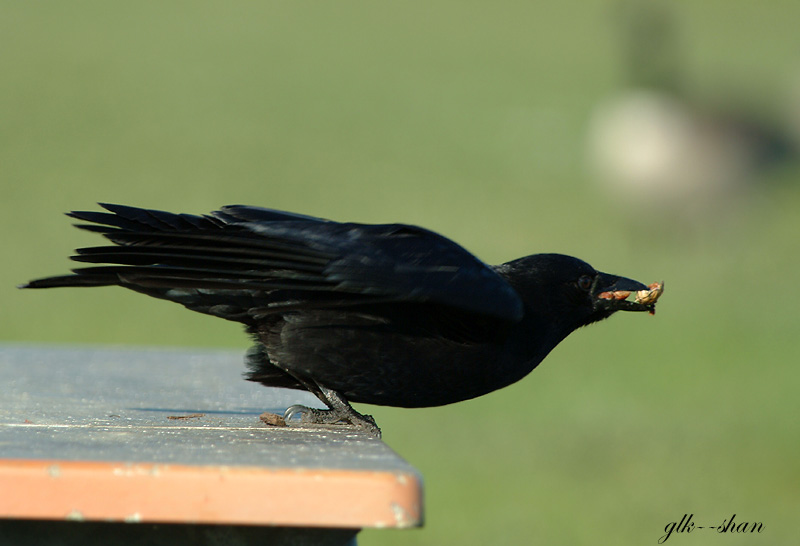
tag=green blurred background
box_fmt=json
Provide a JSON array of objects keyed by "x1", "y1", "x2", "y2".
[{"x1": 2, "y1": 1, "x2": 798, "y2": 544}]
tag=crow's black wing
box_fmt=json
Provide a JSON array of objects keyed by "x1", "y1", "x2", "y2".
[
  {"x1": 23, "y1": 204, "x2": 524, "y2": 325},
  {"x1": 242, "y1": 219, "x2": 524, "y2": 321}
]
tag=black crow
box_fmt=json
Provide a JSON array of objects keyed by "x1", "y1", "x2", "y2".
[{"x1": 22, "y1": 204, "x2": 663, "y2": 437}]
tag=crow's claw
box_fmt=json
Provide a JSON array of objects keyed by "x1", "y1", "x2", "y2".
[{"x1": 283, "y1": 404, "x2": 381, "y2": 437}]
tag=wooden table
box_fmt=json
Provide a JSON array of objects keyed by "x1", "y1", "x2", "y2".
[{"x1": 0, "y1": 345, "x2": 423, "y2": 545}]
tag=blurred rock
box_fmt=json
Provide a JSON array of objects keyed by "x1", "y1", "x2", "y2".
[{"x1": 585, "y1": 2, "x2": 798, "y2": 223}]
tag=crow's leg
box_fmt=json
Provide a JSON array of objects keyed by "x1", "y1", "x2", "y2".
[{"x1": 284, "y1": 383, "x2": 381, "y2": 438}]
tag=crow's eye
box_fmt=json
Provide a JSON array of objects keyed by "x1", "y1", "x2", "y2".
[{"x1": 577, "y1": 275, "x2": 593, "y2": 291}]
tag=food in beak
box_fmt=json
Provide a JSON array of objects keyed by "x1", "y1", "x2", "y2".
[
  {"x1": 598, "y1": 290, "x2": 632, "y2": 301},
  {"x1": 634, "y1": 281, "x2": 664, "y2": 305}
]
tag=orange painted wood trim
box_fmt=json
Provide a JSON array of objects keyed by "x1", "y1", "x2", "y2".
[{"x1": 0, "y1": 459, "x2": 423, "y2": 529}]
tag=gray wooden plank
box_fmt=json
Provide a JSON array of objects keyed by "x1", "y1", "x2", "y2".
[{"x1": 0, "y1": 344, "x2": 415, "y2": 473}]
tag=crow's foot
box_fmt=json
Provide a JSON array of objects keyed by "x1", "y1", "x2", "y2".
[{"x1": 283, "y1": 404, "x2": 381, "y2": 438}]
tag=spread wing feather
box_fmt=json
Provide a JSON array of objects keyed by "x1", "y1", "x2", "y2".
[{"x1": 23, "y1": 203, "x2": 523, "y2": 324}]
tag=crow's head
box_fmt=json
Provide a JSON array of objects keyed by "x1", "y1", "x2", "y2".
[{"x1": 498, "y1": 253, "x2": 661, "y2": 334}]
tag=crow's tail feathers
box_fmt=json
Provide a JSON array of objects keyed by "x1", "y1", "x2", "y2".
[
  {"x1": 20, "y1": 273, "x2": 118, "y2": 289},
  {"x1": 19, "y1": 203, "x2": 338, "y2": 323}
]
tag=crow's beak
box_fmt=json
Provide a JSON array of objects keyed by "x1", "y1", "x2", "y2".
[{"x1": 592, "y1": 272, "x2": 663, "y2": 314}]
